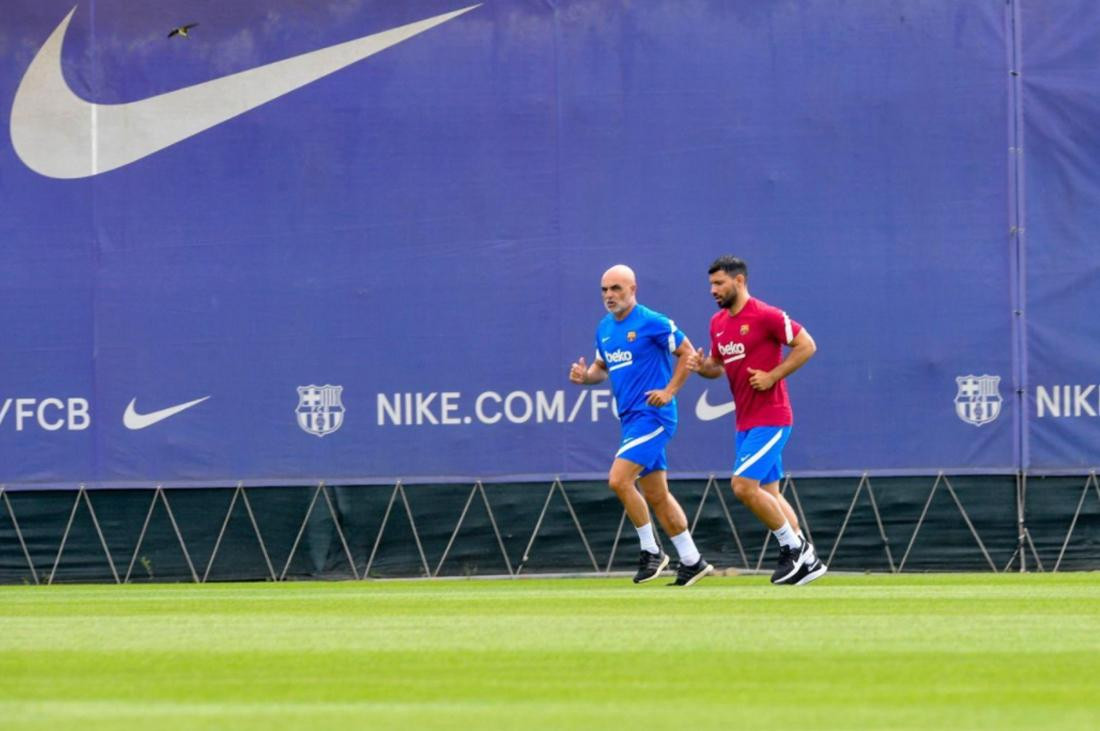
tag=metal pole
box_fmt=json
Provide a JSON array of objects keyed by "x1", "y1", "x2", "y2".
[
  {"x1": 158, "y1": 487, "x2": 200, "y2": 583},
  {"x1": 319, "y1": 483, "x2": 360, "y2": 580},
  {"x1": 516, "y1": 480, "x2": 558, "y2": 575},
  {"x1": 281, "y1": 482, "x2": 325, "y2": 580},
  {"x1": 1054, "y1": 471, "x2": 1098, "y2": 572},
  {"x1": 1016, "y1": 471, "x2": 1026, "y2": 573},
  {"x1": 238, "y1": 486, "x2": 277, "y2": 581},
  {"x1": 397, "y1": 483, "x2": 432, "y2": 577},
  {"x1": 826, "y1": 474, "x2": 866, "y2": 567},
  {"x1": 363, "y1": 482, "x2": 400, "y2": 578},
  {"x1": 553, "y1": 479, "x2": 601, "y2": 572},
  {"x1": 604, "y1": 509, "x2": 628, "y2": 574},
  {"x1": 1, "y1": 486, "x2": 39, "y2": 584},
  {"x1": 898, "y1": 473, "x2": 943, "y2": 572},
  {"x1": 434, "y1": 484, "x2": 478, "y2": 576},
  {"x1": 203, "y1": 484, "x2": 241, "y2": 582},
  {"x1": 941, "y1": 475, "x2": 998, "y2": 573},
  {"x1": 125, "y1": 488, "x2": 160, "y2": 582},
  {"x1": 477, "y1": 482, "x2": 515, "y2": 577},
  {"x1": 80, "y1": 488, "x2": 120, "y2": 584},
  {"x1": 864, "y1": 478, "x2": 897, "y2": 573},
  {"x1": 47, "y1": 487, "x2": 84, "y2": 585}
]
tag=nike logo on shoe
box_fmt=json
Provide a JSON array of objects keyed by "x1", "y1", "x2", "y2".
[
  {"x1": 123, "y1": 396, "x2": 210, "y2": 430},
  {"x1": 11, "y1": 5, "x2": 480, "y2": 178},
  {"x1": 695, "y1": 390, "x2": 735, "y2": 421}
]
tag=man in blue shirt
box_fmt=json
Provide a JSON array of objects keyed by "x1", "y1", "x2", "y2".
[{"x1": 569, "y1": 264, "x2": 713, "y2": 586}]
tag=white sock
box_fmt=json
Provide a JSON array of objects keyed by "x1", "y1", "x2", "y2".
[
  {"x1": 669, "y1": 530, "x2": 701, "y2": 566},
  {"x1": 772, "y1": 521, "x2": 803, "y2": 550},
  {"x1": 636, "y1": 523, "x2": 660, "y2": 554}
]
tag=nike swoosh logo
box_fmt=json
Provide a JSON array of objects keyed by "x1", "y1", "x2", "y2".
[
  {"x1": 695, "y1": 390, "x2": 736, "y2": 421},
  {"x1": 11, "y1": 4, "x2": 480, "y2": 179},
  {"x1": 123, "y1": 396, "x2": 210, "y2": 430}
]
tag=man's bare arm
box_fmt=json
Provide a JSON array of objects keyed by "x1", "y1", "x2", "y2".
[
  {"x1": 569, "y1": 355, "x2": 608, "y2": 385},
  {"x1": 686, "y1": 346, "x2": 724, "y2": 379},
  {"x1": 747, "y1": 328, "x2": 816, "y2": 391},
  {"x1": 646, "y1": 336, "x2": 695, "y2": 406}
]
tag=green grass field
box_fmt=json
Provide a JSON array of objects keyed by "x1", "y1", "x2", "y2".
[{"x1": 1, "y1": 574, "x2": 1098, "y2": 730}]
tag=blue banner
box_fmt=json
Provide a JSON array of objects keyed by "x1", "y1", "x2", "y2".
[
  {"x1": 4, "y1": 0, "x2": 1080, "y2": 488},
  {"x1": 1020, "y1": 1, "x2": 1100, "y2": 472}
]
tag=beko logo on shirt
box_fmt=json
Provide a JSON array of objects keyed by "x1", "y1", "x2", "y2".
[
  {"x1": 605, "y1": 349, "x2": 634, "y2": 364},
  {"x1": 717, "y1": 341, "x2": 745, "y2": 357},
  {"x1": 0, "y1": 397, "x2": 90, "y2": 431}
]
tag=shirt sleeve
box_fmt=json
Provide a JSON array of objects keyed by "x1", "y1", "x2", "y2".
[
  {"x1": 764, "y1": 305, "x2": 802, "y2": 345},
  {"x1": 593, "y1": 330, "x2": 605, "y2": 363},
  {"x1": 648, "y1": 313, "x2": 686, "y2": 353}
]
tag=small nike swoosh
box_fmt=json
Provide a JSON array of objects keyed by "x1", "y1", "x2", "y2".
[
  {"x1": 11, "y1": 4, "x2": 480, "y2": 179},
  {"x1": 695, "y1": 390, "x2": 736, "y2": 421},
  {"x1": 124, "y1": 396, "x2": 210, "y2": 430},
  {"x1": 601, "y1": 337, "x2": 612, "y2": 342}
]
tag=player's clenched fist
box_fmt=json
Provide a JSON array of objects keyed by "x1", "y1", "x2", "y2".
[
  {"x1": 685, "y1": 347, "x2": 706, "y2": 372},
  {"x1": 747, "y1": 367, "x2": 777, "y2": 391},
  {"x1": 569, "y1": 356, "x2": 589, "y2": 384},
  {"x1": 645, "y1": 388, "x2": 674, "y2": 407}
]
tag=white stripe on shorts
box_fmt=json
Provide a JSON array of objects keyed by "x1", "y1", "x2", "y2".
[
  {"x1": 616, "y1": 425, "x2": 665, "y2": 457},
  {"x1": 733, "y1": 429, "x2": 786, "y2": 477}
]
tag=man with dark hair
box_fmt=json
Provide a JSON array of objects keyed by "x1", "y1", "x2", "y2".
[
  {"x1": 569, "y1": 264, "x2": 714, "y2": 586},
  {"x1": 687, "y1": 256, "x2": 827, "y2": 585}
]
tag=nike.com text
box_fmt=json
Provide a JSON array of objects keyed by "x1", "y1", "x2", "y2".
[{"x1": 377, "y1": 390, "x2": 617, "y2": 426}]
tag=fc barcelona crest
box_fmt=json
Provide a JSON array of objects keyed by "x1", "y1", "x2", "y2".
[
  {"x1": 627, "y1": 331, "x2": 637, "y2": 342},
  {"x1": 296, "y1": 384, "x2": 345, "y2": 437},
  {"x1": 954, "y1": 375, "x2": 1002, "y2": 427}
]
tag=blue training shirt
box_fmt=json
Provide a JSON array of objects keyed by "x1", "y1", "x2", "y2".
[{"x1": 594, "y1": 303, "x2": 686, "y2": 425}]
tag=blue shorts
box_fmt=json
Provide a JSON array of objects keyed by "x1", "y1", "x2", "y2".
[
  {"x1": 616, "y1": 413, "x2": 675, "y2": 477},
  {"x1": 733, "y1": 426, "x2": 792, "y2": 484}
]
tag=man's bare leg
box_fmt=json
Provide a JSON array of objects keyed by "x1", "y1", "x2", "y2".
[
  {"x1": 609, "y1": 459, "x2": 668, "y2": 582},
  {"x1": 608, "y1": 458, "x2": 650, "y2": 527},
  {"x1": 731, "y1": 476, "x2": 787, "y2": 530},
  {"x1": 732, "y1": 475, "x2": 811, "y2": 583},
  {"x1": 639, "y1": 470, "x2": 711, "y2": 582},
  {"x1": 762, "y1": 480, "x2": 801, "y2": 535},
  {"x1": 637, "y1": 470, "x2": 688, "y2": 536}
]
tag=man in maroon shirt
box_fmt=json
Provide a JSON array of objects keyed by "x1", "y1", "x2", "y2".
[{"x1": 687, "y1": 255, "x2": 827, "y2": 585}]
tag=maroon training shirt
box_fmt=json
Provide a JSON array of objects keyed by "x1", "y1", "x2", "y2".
[{"x1": 708, "y1": 297, "x2": 802, "y2": 431}]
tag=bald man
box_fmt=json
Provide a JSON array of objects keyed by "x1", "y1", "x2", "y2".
[{"x1": 569, "y1": 265, "x2": 713, "y2": 586}]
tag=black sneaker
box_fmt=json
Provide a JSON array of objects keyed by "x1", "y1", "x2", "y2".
[
  {"x1": 668, "y1": 558, "x2": 714, "y2": 587},
  {"x1": 770, "y1": 541, "x2": 810, "y2": 584},
  {"x1": 783, "y1": 541, "x2": 828, "y2": 585},
  {"x1": 633, "y1": 550, "x2": 669, "y2": 584},
  {"x1": 786, "y1": 554, "x2": 828, "y2": 585}
]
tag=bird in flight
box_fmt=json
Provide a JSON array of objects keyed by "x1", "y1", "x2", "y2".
[{"x1": 167, "y1": 23, "x2": 199, "y2": 39}]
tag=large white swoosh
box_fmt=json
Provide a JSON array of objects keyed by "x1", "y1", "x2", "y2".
[
  {"x1": 124, "y1": 396, "x2": 210, "y2": 430},
  {"x1": 695, "y1": 390, "x2": 736, "y2": 421},
  {"x1": 11, "y1": 4, "x2": 480, "y2": 179}
]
